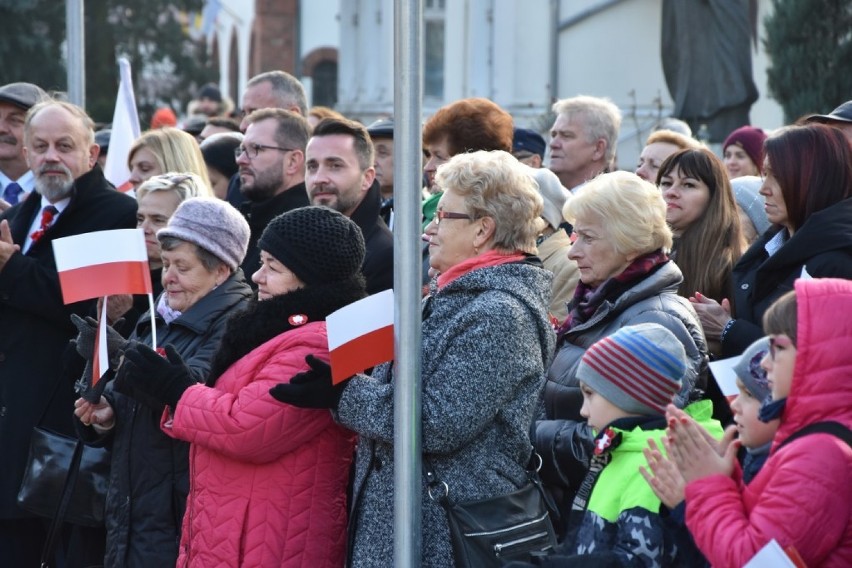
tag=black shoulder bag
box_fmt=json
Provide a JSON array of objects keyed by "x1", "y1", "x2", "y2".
[
  {"x1": 425, "y1": 451, "x2": 558, "y2": 566},
  {"x1": 16, "y1": 376, "x2": 110, "y2": 566}
]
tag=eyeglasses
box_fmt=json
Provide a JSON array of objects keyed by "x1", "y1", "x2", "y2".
[
  {"x1": 235, "y1": 143, "x2": 297, "y2": 160},
  {"x1": 432, "y1": 210, "x2": 472, "y2": 226}
]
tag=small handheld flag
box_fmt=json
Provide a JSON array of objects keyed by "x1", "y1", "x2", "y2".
[
  {"x1": 54, "y1": 229, "x2": 152, "y2": 395},
  {"x1": 326, "y1": 290, "x2": 394, "y2": 384}
]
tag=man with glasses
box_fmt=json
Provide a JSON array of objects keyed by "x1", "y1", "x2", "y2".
[
  {"x1": 236, "y1": 108, "x2": 310, "y2": 284},
  {"x1": 226, "y1": 70, "x2": 309, "y2": 210}
]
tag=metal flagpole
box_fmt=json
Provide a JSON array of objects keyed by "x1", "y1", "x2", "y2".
[
  {"x1": 393, "y1": 0, "x2": 423, "y2": 566},
  {"x1": 66, "y1": 0, "x2": 85, "y2": 108}
]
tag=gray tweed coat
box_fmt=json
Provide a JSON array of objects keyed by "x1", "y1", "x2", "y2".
[{"x1": 337, "y1": 260, "x2": 556, "y2": 567}]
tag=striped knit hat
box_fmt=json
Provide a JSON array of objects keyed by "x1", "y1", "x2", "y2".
[{"x1": 577, "y1": 323, "x2": 685, "y2": 416}]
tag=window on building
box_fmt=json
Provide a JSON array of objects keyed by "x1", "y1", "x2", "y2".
[
  {"x1": 312, "y1": 60, "x2": 338, "y2": 108},
  {"x1": 424, "y1": 1, "x2": 445, "y2": 99}
]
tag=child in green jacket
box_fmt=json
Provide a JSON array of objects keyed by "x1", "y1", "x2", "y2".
[{"x1": 514, "y1": 322, "x2": 722, "y2": 567}]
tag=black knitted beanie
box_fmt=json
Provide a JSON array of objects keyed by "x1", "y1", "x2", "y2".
[{"x1": 258, "y1": 206, "x2": 366, "y2": 285}]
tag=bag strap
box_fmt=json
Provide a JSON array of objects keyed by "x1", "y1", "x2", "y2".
[
  {"x1": 39, "y1": 439, "x2": 85, "y2": 568},
  {"x1": 777, "y1": 421, "x2": 852, "y2": 451},
  {"x1": 36, "y1": 365, "x2": 69, "y2": 428},
  {"x1": 423, "y1": 450, "x2": 560, "y2": 520}
]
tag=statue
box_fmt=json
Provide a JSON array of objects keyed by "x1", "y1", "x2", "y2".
[{"x1": 662, "y1": 0, "x2": 759, "y2": 142}]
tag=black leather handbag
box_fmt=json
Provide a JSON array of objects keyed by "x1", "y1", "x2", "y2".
[
  {"x1": 17, "y1": 426, "x2": 109, "y2": 527},
  {"x1": 426, "y1": 453, "x2": 558, "y2": 566}
]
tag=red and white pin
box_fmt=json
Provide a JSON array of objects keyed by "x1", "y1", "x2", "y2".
[{"x1": 288, "y1": 314, "x2": 309, "y2": 326}]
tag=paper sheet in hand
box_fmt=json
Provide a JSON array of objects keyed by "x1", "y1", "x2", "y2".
[
  {"x1": 743, "y1": 539, "x2": 798, "y2": 568},
  {"x1": 708, "y1": 355, "x2": 741, "y2": 405}
]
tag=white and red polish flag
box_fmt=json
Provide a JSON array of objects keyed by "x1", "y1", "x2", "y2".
[
  {"x1": 327, "y1": 289, "x2": 394, "y2": 384},
  {"x1": 53, "y1": 228, "x2": 151, "y2": 304},
  {"x1": 103, "y1": 57, "x2": 141, "y2": 193},
  {"x1": 53, "y1": 229, "x2": 152, "y2": 382}
]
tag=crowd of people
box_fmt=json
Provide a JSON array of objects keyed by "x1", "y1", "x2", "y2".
[{"x1": 0, "y1": 69, "x2": 849, "y2": 568}]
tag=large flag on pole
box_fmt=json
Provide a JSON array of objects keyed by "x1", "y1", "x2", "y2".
[
  {"x1": 326, "y1": 290, "x2": 394, "y2": 384},
  {"x1": 53, "y1": 229, "x2": 152, "y2": 387},
  {"x1": 103, "y1": 57, "x2": 141, "y2": 193}
]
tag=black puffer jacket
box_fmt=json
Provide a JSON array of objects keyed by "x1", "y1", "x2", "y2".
[{"x1": 77, "y1": 271, "x2": 252, "y2": 568}]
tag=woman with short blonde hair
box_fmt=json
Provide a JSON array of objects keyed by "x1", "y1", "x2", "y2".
[
  {"x1": 128, "y1": 127, "x2": 212, "y2": 194},
  {"x1": 537, "y1": 171, "x2": 708, "y2": 516},
  {"x1": 270, "y1": 149, "x2": 558, "y2": 566},
  {"x1": 434, "y1": 150, "x2": 542, "y2": 253},
  {"x1": 564, "y1": 170, "x2": 673, "y2": 257}
]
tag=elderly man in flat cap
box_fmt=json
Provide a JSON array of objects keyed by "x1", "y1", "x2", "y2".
[{"x1": 0, "y1": 82, "x2": 48, "y2": 212}]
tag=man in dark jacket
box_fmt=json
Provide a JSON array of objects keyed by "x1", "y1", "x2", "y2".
[
  {"x1": 306, "y1": 118, "x2": 393, "y2": 294},
  {"x1": 236, "y1": 108, "x2": 310, "y2": 284},
  {"x1": 226, "y1": 70, "x2": 309, "y2": 210},
  {"x1": 0, "y1": 100, "x2": 137, "y2": 565},
  {"x1": 0, "y1": 82, "x2": 48, "y2": 211}
]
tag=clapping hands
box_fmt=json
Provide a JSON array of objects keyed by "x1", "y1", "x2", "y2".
[{"x1": 641, "y1": 405, "x2": 739, "y2": 504}]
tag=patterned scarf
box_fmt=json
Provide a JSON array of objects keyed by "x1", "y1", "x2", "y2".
[{"x1": 556, "y1": 249, "x2": 669, "y2": 340}]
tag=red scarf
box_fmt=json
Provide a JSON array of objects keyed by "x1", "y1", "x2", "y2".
[{"x1": 437, "y1": 250, "x2": 526, "y2": 290}]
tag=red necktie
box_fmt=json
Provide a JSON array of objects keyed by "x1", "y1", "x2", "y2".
[{"x1": 30, "y1": 205, "x2": 58, "y2": 243}]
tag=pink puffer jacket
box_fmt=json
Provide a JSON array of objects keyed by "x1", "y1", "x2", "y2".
[
  {"x1": 162, "y1": 321, "x2": 356, "y2": 567},
  {"x1": 685, "y1": 278, "x2": 852, "y2": 567}
]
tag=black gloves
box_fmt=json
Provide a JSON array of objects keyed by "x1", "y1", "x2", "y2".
[
  {"x1": 70, "y1": 313, "x2": 128, "y2": 403},
  {"x1": 269, "y1": 355, "x2": 346, "y2": 410},
  {"x1": 115, "y1": 342, "x2": 195, "y2": 410}
]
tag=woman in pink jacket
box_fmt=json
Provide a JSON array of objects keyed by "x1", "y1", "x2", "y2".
[
  {"x1": 662, "y1": 278, "x2": 852, "y2": 567},
  {"x1": 116, "y1": 206, "x2": 367, "y2": 567}
]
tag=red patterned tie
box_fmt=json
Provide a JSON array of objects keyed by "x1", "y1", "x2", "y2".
[{"x1": 30, "y1": 205, "x2": 58, "y2": 243}]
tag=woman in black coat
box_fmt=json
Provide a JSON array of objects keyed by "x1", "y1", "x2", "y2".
[
  {"x1": 73, "y1": 198, "x2": 252, "y2": 568},
  {"x1": 689, "y1": 124, "x2": 852, "y2": 358}
]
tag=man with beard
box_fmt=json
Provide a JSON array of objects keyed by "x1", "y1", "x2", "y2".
[
  {"x1": 226, "y1": 70, "x2": 309, "y2": 210},
  {"x1": 0, "y1": 82, "x2": 48, "y2": 212},
  {"x1": 306, "y1": 118, "x2": 393, "y2": 294},
  {"x1": 0, "y1": 100, "x2": 136, "y2": 566},
  {"x1": 236, "y1": 108, "x2": 310, "y2": 284}
]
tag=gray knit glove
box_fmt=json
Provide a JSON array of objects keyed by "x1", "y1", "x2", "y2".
[{"x1": 70, "y1": 314, "x2": 128, "y2": 402}]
